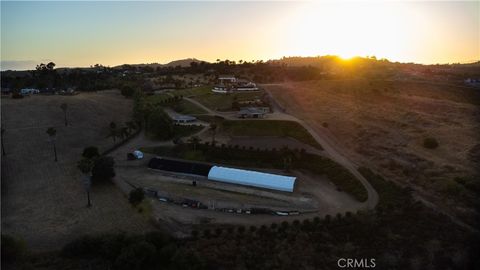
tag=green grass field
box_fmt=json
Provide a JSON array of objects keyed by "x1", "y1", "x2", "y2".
[
  {"x1": 171, "y1": 99, "x2": 207, "y2": 115},
  {"x1": 193, "y1": 91, "x2": 263, "y2": 111},
  {"x1": 221, "y1": 120, "x2": 323, "y2": 150},
  {"x1": 173, "y1": 86, "x2": 212, "y2": 97}
]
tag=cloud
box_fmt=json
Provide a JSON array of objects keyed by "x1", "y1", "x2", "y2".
[{"x1": 1, "y1": 60, "x2": 38, "y2": 71}]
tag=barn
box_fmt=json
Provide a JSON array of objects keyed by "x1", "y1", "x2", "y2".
[{"x1": 207, "y1": 166, "x2": 296, "y2": 192}]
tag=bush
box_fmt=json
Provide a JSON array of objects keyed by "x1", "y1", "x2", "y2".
[
  {"x1": 1, "y1": 235, "x2": 26, "y2": 266},
  {"x1": 12, "y1": 92, "x2": 24, "y2": 99},
  {"x1": 82, "y1": 146, "x2": 100, "y2": 159},
  {"x1": 423, "y1": 137, "x2": 439, "y2": 149},
  {"x1": 147, "y1": 107, "x2": 174, "y2": 140},
  {"x1": 91, "y1": 156, "x2": 115, "y2": 183},
  {"x1": 121, "y1": 86, "x2": 135, "y2": 98},
  {"x1": 114, "y1": 241, "x2": 156, "y2": 270},
  {"x1": 129, "y1": 188, "x2": 145, "y2": 206}
]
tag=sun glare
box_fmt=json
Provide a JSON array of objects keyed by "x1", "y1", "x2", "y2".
[{"x1": 277, "y1": 2, "x2": 409, "y2": 61}]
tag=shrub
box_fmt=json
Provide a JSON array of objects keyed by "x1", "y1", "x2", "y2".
[
  {"x1": 270, "y1": 223, "x2": 278, "y2": 230},
  {"x1": 82, "y1": 146, "x2": 100, "y2": 159},
  {"x1": 91, "y1": 156, "x2": 115, "y2": 183},
  {"x1": 12, "y1": 92, "x2": 24, "y2": 99},
  {"x1": 1, "y1": 235, "x2": 26, "y2": 265},
  {"x1": 147, "y1": 107, "x2": 174, "y2": 140},
  {"x1": 121, "y1": 86, "x2": 135, "y2": 98},
  {"x1": 129, "y1": 188, "x2": 145, "y2": 206},
  {"x1": 423, "y1": 137, "x2": 439, "y2": 149},
  {"x1": 114, "y1": 241, "x2": 156, "y2": 270}
]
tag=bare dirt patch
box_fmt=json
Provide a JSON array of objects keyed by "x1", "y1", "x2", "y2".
[{"x1": 112, "y1": 157, "x2": 362, "y2": 236}]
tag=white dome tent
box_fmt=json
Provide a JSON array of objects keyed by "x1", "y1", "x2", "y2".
[{"x1": 207, "y1": 166, "x2": 296, "y2": 192}]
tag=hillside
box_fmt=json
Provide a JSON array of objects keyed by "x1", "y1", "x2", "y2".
[{"x1": 265, "y1": 79, "x2": 480, "y2": 224}]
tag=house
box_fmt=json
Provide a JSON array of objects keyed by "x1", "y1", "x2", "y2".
[
  {"x1": 172, "y1": 115, "x2": 197, "y2": 124},
  {"x1": 465, "y1": 78, "x2": 480, "y2": 88},
  {"x1": 237, "y1": 107, "x2": 269, "y2": 118},
  {"x1": 212, "y1": 75, "x2": 259, "y2": 93}
]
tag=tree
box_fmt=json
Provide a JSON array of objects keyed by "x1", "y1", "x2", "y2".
[
  {"x1": 77, "y1": 158, "x2": 94, "y2": 174},
  {"x1": 114, "y1": 241, "x2": 156, "y2": 270},
  {"x1": 423, "y1": 137, "x2": 439, "y2": 149},
  {"x1": 82, "y1": 146, "x2": 99, "y2": 159},
  {"x1": 147, "y1": 108, "x2": 174, "y2": 140},
  {"x1": 125, "y1": 121, "x2": 137, "y2": 134},
  {"x1": 91, "y1": 156, "x2": 115, "y2": 183},
  {"x1": 107, "y1": 122, "x2": 118, "y2": 143},
  {"x1": 209, "y1": 123, "x2": 217, "y2": 146},
  {"x1": 1, "y1": 127, "x2": 5, "y2": 156},
  {"x1": 129, "y1": 188, "x2": 145, "y2": 206},
  {"x1": 78, "y1": 157, "x2": 95, "y2": 207},
  {"x1": 188, "y1": 136, "x2": 201, "y2": 152},
  {"x1": 60, "y1": 103, "x2": 68, "y2": 126},
  {"x1": 281, "y1": 146, "x2": 293, "y2": 171},
  {"x1": 46, "y1": 127, "x2": 58, "y2": 162},
  {"x1": 121, "y1": 86, "x2": 135, "y2": 98}
]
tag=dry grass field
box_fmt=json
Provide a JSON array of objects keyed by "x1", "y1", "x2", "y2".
[
  {"x1": 1, "y1": 91, "x2": 154, "y2": 251},
  {"x1": 265, "y1": 79, "x2": 480, "y2": 212}
]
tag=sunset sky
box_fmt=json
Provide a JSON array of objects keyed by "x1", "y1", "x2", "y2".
[{"x1": 1, "y1": 1, "x2": 479, "y2": 70}]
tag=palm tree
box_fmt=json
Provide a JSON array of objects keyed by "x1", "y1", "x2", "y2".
[
  {"x1": 77, "y1": 158, "x2": 94, "y2": 207},
  {"x1": 119, "y1": 126, "x2": 130, "y2": 140},
  {"x1": 209, "y1": 123, "x2": 217, "y2": 146},
  {"x1": 107, "y1": 122, "x2": 118, "y2": 143},
  {"x1": 125, "y1": 121, "x2": 137, "y2": 134},
  {"x1": 46, "y1": 127, "x2": 58, "y2": 162},
  {"x1": 1, "y1": 126, "x2": 6, "y2": 156},
  {"x1": 188, "y1": 136, "x2": 201, "y2": 152},
  {"x1": 60, "y1": 103, "x2": 68, "y2": 126},
  {"x1": 281, "y1": 146, "x2": 293, "y2": 171}
]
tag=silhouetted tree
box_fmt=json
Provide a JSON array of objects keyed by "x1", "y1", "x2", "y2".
[
  {"x1": 129, "y1": 188, "x2": 145, "y2": 206},
  {"x1": 209, "y1": 123, "x2": 217, "y2": 145},
  {"x1": 107, "y1": 122, "x2": 118, "y2": 143},
  {"x1": 188, "y1": 136, "x2": 201, "y2": 152},
  {"x1": 91, "y1": 156, "x2": 115, "y2": 183},
  {"x1": 82, "y1": 146, "x2": 100, "y2": 159},
  {"x1": 60, "y1": 103, "x2": 68, "y2": 126},
  {"x1": 46, "y1": 127, "x2": 58, "y2": 162}
]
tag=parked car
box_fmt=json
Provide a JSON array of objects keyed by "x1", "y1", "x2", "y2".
[{"x1": 20, "y1": 88, "x2": 40, "y2": 95}]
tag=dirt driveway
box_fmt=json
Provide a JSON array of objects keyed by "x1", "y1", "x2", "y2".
[{"x1": 1, "y1": 91, "x2": 154, "y2": 251}]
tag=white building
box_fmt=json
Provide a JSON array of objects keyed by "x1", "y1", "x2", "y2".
[{"x1": 208, "y1": 166, "x2": 296, "y2": 192}]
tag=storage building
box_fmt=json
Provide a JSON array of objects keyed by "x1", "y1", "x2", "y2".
[{"x1": 207, "y1": 166, "x2": 296, "y2": 192}]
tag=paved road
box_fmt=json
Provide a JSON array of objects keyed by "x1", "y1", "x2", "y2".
[{"x1": 186, "y1": 94, "x2": 379, "y2": 209}]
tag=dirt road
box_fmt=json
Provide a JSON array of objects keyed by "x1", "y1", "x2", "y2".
[{"x1": 186, "y1": 93, "x2": 379, "y2": 209}]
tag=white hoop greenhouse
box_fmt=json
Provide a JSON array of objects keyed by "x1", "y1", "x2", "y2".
[{"x1": 207, "y1": 166, "x2": 296, "y2": 192}]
